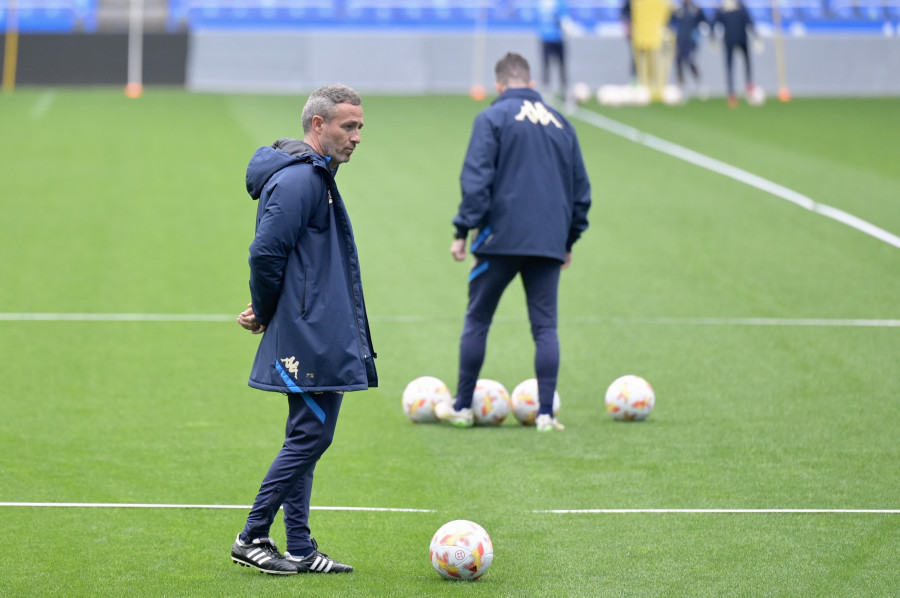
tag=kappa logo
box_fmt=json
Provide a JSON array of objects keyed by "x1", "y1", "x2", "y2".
[
  {"x1": 280, "y1": 356, "x2": 300, "y2": 380},
  {"x1": 514, "y1": 101, "x2": 563, "y2": 129}
]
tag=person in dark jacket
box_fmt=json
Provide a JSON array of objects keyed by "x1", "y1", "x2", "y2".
[
  {"x1": 230, "y1": 84, "x2": 376, "y2": 576},
  {"x1": 435, "y1": 52, "x2": 591, "y2": 433},
  {"x1": 670, "y1": 0, "x2": 709, "y2": 99},
  {"x1": 712, "y1": 0, "x2": 758, "y2": 107},
  {"x1": 537, "y1": 0, "x2": 570, "y2": 99}
]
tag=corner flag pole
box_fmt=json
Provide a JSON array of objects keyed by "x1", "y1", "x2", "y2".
[
  {"x1": 2, "y1": 0, "x2": 19, "y2": 93},
  {"x1": 125, "y1": 0, "x2": 144, "y2": 97},
  {"x1": 771, "y1": 0, "x2": 790, "y2": 101}
]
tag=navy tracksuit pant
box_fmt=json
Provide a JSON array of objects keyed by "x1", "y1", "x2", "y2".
[
  {"x1": 724, "y1": 41, "x2": 751, "y2": 96},
  {"x1": 455, "y1": 255, "x2": 562, "y2": 416},
  {"x1": 240, "y1": 391, "x2": 342, "y2": 555}
]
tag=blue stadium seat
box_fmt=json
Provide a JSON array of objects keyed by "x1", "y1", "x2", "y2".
[
  {"x1": 1, "y1": 0, "x2": 97, "y2": 32},
  {"x1": 887, "y1": 1, "x2": 900, "y2": 19}
]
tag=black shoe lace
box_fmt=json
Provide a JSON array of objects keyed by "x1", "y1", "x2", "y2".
[{"x1": 308, "y1": 538, "x2": 329, "y2": 559}]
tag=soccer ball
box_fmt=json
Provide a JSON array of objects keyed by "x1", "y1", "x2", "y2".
[
  {"x1": 604, "y1": 374, "x2": 655, "y2": 421},
  {"x1": 429, "y1": 520, "x2": 494, "y2": 581},
  {"x1": 571, "y1": 82, "x2": 592, "y2": 104},
  {"x1": 401, "y1": 376, "x2": 451, "y2": 423},
  {"x1": 510, "y1": 378, "x2": 560, "y2": 425},
  {"x1": 662, "y1": 84, "x2": 684, "y2": 105},
  {"x1": 597, "y1": 85, "x2": 623, "y2": 107},
  {"x1": 747, "y1": 84, "x2": 766, "y2": 106},
  {"x1": 632, "y1": 84, "x2": 652, "y2": 106},
  {"x1": 471, "y1": 379, "x2": 510, "y2": 426}
]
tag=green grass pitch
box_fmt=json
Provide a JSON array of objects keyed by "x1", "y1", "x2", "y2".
[{"x1": 1, "y1": 89, "x2": 898, "y2": 597}]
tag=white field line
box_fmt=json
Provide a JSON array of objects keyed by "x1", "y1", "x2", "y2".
[
  {"x1": 537, "y1": 509, "x2": 900, "y2": 514},
  {"x1": 1, "y1": 313, "x2": 899, "y2": 327},
  {"x1": 30, "y1": 92, "x2": 56, "y2": 119},
  {"x1": 0, "y1": 502, "x2": 433, "y2": 513},
  {"x1": 0, "y1": 503, "x2": 893, "y2": 515},
  {"x1": 572, "y1": 107, "x2": 900, "y2": 251},
  {"x1": 0, "y1": 313, "x2": 234, "y2": 322}
]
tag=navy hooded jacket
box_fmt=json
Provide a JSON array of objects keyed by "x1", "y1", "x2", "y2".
[
  {"x1": 245, "y1": 138, "x2": 377, "y2": 394},
  {"x1": 454, "y1": 87, "x2": 591, "y2": 262}
]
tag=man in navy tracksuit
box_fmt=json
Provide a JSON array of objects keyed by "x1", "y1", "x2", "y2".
[
  {"x1": 670, "y1": 0, "x2": 709, "y2": 99},
  {"x1": 713, "y1": 0, "x2": 757, "y2": 107},
  {"x1": 436, "y1": 52, "x2": 591, "y2": 432},
  {"x1": 230, "y1": 84, "x2": 377, "y2": 575},
  {"x1": 537, "y1": 0, "x2": 570, "y2": 98}
]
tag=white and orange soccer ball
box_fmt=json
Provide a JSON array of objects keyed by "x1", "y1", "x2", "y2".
[
  {"x1": 747, "y1": 84, "x2": 767, "y2": 106},
  {"x1": 571, "y1": 81, "x2": 592, "y2": 104},
  {"x1": 401, "y1": 376, "x2": 451, "y2": 423},
  {"x1": 429, "y1": 519, "x2": 494, "y2": 581},
  {"x1": 510, "y1": 378, "x2": 560, "y2": 425},
  {"x1": 471, "y1": 379, "x2": 510, "y2": 425},
  {"x1": 604, "y1": 374, "x2": 655, "y2": 421}
]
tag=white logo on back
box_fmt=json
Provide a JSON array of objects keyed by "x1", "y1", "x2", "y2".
[{"x1": 514, "y1": 101, "x2": 564, "y2": 129}]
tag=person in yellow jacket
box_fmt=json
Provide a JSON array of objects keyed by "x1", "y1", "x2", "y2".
[{"x1": 630, "y1": 0, "x2": 674, "y2": 101}]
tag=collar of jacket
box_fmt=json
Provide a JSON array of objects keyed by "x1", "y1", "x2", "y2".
[
  {"x1": 272, "y1": 137, "x2": 339, "y2": 176},
  {"x1": 493, "y1": 87, "x2": 545, "y2": 105}
]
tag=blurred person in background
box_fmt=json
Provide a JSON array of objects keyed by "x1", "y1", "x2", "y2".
[
  {"x1": 436, "y1": 53, "x2": 591, "y2": 433},
  {"x1": 231, "y1": 84, "x2": 377, "y2": 576},
  {"x1": 670, "y1": 0, "x2": 710, "y2": 100},
  {"x1": 712, "y1": 0, "x2": 759, "y2": 107},
  {"x1": 621, "y1": 0, "x2": 637, "y2": 83},
  {"x1": 630, "y1": 0, "x2": 674, "y2": 101},
  {"x1": 537, "y1": 0, "x2": 573, "y2": 103}
]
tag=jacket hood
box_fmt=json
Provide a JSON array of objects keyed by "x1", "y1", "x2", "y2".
[{"x1": 245, "y1": 138, "x2": 329, "y2": 200}]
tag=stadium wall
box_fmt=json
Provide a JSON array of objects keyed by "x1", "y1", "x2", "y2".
[
  {"x1": 2, "y1": 30, "x2": 898, "y2": 96},
  {"x1": 185, "y1": 30, "x2": 900, "y2": 97},
  {"x1": 0, "y1": 33, "x2": 187, "y2": 85}
]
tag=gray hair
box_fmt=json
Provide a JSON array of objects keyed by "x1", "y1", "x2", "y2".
[
  {"x1": 494, "y1": 52, "x2": 531, "y2": 87},
  {"x1": 300, "y1": 84, "x2": 362, "y2": 134}
]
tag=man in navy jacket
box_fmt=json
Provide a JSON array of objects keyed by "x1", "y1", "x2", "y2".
[
  {"x1": 712, "y1": 0, "x2": 757, "y2": 107},
  {"x1": 231, "y1": 84, "x2": 376, "y2": 575},
  {"x1": 670, "y1": 0, "x2": 710, "y2": 99},
  {"x1": 436, "y1": 52, "x2": 591, "y2": 432}
]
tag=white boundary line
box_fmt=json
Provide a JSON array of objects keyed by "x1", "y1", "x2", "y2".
[
  {"x1": 0, "y1": 313, "x2": 234, "y2": 322},
  {"x1": 0, "y1": 503, "x2": 893, "y2": 515},
  {"x1": 30, "y1": 92, "x2": 56, "y2": 120},
  {"x1": 0, "y1": 502, "x2": 433, "y2": 513},
  {"x1": 1, "y1": 313, "x2": 898, "y2": 327},
  {"x1": 572, "y1": 107, "x2": 900, "y2": 251},
  {"x1": 537, "y1": 508, "x2": 899, "y2": 514}
]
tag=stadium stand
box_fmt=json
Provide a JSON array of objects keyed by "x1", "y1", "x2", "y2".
[
  {"x1": 3, "y1": 0, "x2": 898, "y2": 33},
  {"x1": 0, "y1": 0, "x2": 98, "y2": 31}
]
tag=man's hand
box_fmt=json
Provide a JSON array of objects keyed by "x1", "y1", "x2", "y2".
[
  {"x1": 237, "y1": 302, "x2": 266, "y2": 335},
  {"x1": 562, "y1": 252, "x2": 573, "y2": 270},
  {"x1": 450, "y1": 238, "x2": 467, "y2": 261}
]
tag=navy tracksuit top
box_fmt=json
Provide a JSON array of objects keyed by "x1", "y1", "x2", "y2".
[{"x1": 454, "y1": 87, "x2": 591, "y2": 262}]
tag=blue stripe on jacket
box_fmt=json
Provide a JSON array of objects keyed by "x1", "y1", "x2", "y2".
[{"x1": 276, "y1": 361, "x2": 327, "y2": 423}]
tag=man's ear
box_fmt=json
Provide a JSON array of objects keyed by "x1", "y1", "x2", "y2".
[{"x1": 311, "y1": 114, "x2": 325, "y2": 133}]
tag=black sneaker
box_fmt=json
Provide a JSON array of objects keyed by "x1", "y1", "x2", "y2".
[
  {"x1": 285, "y1": 539, "x2": 353, "y2": 573},
  {"x1": 231, "y1": 535, "x2": 297, "y2": 575}
]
